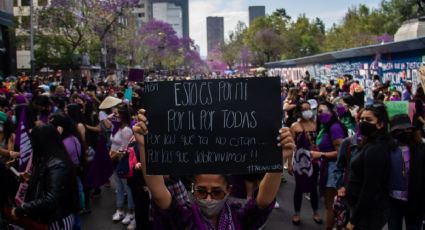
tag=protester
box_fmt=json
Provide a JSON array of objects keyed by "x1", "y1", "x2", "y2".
[
  {"x1": 402, "y1": 81, "x2": 413, "y2": 101},
  {"x1": 110, "y1": 104, "x2": 135, "y2": 228},
  {"x1": 311, "y1": 101, "x2": 347, "y2": 230},
  {"x1": 289, "y1": 101, "x2": 322, "y2": 225},
  {"x1": 413, "y1": 86, "x2": 425, "y2": 137},
  {"x1": 346, "y1": 103, "x2": 394, "y2": 230},
  {"x1": 11, "y1": 125, "x2": 79, "y2": 230},
  {"x1": 388, "y1": 114, "x2": 425, "y2": 230},
  {"x1": 132, "y1": 109, "x2": 296, "y2": 229},
  {"x1": 336, "y1": 96, "x2": 357, "y2": 135},
  {"x1": 283, "y1": 88, "x2": 299, "y2": 127},
  {"x1": 49, "y1": 113, "x2": 85, "y2": 230},
  {"x1": 0, "y1": 112, "x2": 19, "y2": 212}
]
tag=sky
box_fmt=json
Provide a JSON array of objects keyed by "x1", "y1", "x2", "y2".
[{"x1": 189, "y1": 0, "x2": 382, "y2": 57}]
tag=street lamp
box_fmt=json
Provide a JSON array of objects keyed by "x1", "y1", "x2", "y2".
[{"x1": 30, "y1": 0, "x2": 35, "y2": 77}]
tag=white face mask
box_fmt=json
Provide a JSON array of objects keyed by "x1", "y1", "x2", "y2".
[
  {"x1": 301, "y1": 110, "x2": 314, "y2": 120},
  {"x1": 196, "y1": 195, "x2": 228, "y2": 218}
]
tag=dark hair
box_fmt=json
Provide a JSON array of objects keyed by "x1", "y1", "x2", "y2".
[
  {"x1": 316, "y1": 101, "x2": 348, "y2": 138},
  {"x1": 118, "y1": 104, "x2": 131, "y2": 127},
  {"x1": 342, "y1": 95, "x2": 356, "y2": 107},
  {"x1": 295, "y1": 101, "x2": 311, "y2": 120},
  {"x1": 67, "y1": 103, "x2": 85, "y2": 124},
  {"x1": 29, "y1": 124, "x2": 79, "y2": 212},
  {"x1": 49, "y1": 113, "x2": 81, "y2": 141},
  {"x1": 30, "y1": 124, "x2": 73, "y2": 169},
  {"x1": 373, "y1": 75, "x2": 381, "y2": 81},
  {"x1": 193, "y1": 174, "x2": 230, "y2": 186},
  {"x1": 33, "y1": 95, "x2": 52, "y2": 107}
]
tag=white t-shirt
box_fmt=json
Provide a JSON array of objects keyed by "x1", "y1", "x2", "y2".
[{"x1": 110, "y1": 126, "x2": 133, "y2": 151}]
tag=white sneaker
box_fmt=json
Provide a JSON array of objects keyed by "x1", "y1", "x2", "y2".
[
  {"x1": 274, "y1": 201, "x2": 280, "y2": 209},
  {"x1": 112, "y1": 210, "x2": 125, "y2": 222},
  {"x1": 121, "y1": 213, "x2": 135, "y2": 225},
  {"x1": 127, "y1": 219, "x2": 136, "y2": 230}
]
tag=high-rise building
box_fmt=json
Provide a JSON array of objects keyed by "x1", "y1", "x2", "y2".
[
  {"x1": 0, "y1": 0, "x2": 16, "y2": 77},
  {"x1": 13, "y1": 0, "x2": 46, "y2": 70},
  {"x1": 132, "y1": 0, "x2": 152, "y2": 29},
  {"x1": 151, "y1": 0, "x2": 189, "y2": 37},
  {"x1": 153, "y1": 2, "x2": 183, "y2": 37},
  {"x1": 206, "y1": 16, "x2": 224, "y2": 56},
  {"x1": 249, "y1": 6, "x2": 265, "y2": 26}
]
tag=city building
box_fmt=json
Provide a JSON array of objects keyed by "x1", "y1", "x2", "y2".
[
  {"x1": 132, "y1": 0, "x2": 153, "y2": 29},
  {"x1": 0, "y1": 0, "x2": 16, "y2": 77},
  {"x1": 13, "y1": 0, "x2": 50, "y2": 71},
  {"x1": 206, "y1": 16, "x2": 224, "y2": 56},
  {"x1": 153, "y1": 2, "x2": 183, "y2": 37},
  {"x1": 151, "y1": 0, "x2": 189, "y2": 37},
  {"x1": 249, "y1": 6, "x2": 265, "y2": 26}
]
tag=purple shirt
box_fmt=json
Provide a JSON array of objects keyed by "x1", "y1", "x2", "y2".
[
  {"x1": 318, "y1": 123, "x2": 346, "y2": 188},
  {"x1": 63, "y1": 136, "x2": 81, "y2": 165},
  {"x1": 153, "y1": 180, "x2": 274, "y2": 230}
]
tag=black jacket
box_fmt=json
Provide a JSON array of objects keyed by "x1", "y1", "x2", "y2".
[
  {"x1": 347, "y1": 137, "x2": 392, "y2": 225},
  {"x1": 15, "y1": 156, "x2": 78, "y2": 223}
]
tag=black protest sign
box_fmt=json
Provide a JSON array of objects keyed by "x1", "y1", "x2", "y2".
[{"x1": 142, "y1": 77, "x2": 282, "y2": 175}]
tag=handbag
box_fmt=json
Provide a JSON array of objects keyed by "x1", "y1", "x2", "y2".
[{"x1": 333, "y1": 195, "x2": 349, "y2": 228}]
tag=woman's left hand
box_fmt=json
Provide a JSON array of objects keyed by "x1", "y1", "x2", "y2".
[
  {"x1": 346, "y1": 222, "x2": 355, "y2": 230},
  {"x1": 278, "y1": 127, "x2": 295, "y2": 156}
]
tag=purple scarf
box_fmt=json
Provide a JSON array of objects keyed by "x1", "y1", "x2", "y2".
[{"x1": 191, "y1": 202, "x2": 239, "y2": 230}]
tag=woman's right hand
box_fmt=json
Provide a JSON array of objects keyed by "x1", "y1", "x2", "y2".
[{"x1": 133, "y1": 109, "x2": 148, "y2": 133}]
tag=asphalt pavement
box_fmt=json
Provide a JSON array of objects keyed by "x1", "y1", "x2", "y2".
[{"x1": 81, "y1": 172, "x2": 325, "y2": 230}]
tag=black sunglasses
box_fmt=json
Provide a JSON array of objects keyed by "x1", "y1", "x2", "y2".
[{"x1": 194, "y1": 188, "x2": 226, "y2": 200}]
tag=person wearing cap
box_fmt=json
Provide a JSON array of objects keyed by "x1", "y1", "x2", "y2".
[{"x1": 388, "y1": 114, "x2": 425, "y2": 230}]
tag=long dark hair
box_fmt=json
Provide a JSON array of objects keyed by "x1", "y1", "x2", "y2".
[
  {"x1": 316, "y1": 101, "x2": 348, "y2": 138},
  {"x1": 67, "y1": 103, "x2": 85, "y2": 124},
  {"x1": 49, "y1": 113, "x2": 85, "y2": 152},
  {"x1": 28, "y1": 124, "x2": 79, "y2": 211}
]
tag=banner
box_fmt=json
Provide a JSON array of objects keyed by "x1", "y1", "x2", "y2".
[
  {"x1": 128, "y1": 69, "x2": 144, "y2": 82},
  {"x1": 14, "y1": 108, "x2": 33, "y2": 206},
  {"x1": 143, "y1": 77, "x2": 283, "y2": 175},
  {"x1": 385, "y1": 101, "x2": 409, "y2": 119}
]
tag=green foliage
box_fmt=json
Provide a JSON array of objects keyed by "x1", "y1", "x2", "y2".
[{"x1": 219, "y1": 0, "x2": 419, "y2": 66}]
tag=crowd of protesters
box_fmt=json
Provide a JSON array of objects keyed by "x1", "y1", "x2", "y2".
[{"x1": 0, "y1": 70, "x2": 424, "y2": 230}]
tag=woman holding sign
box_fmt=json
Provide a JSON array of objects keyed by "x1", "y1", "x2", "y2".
[
  {"x1": 289, "y1": 101, "x2": 322, "y2": 225},
  {"x1": 132, "y1": 109, "x2": 295, "y2": 230}
]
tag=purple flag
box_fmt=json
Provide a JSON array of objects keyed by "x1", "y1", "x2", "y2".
[
  {"x1": 15, "y1": 109, "x2": 33, "y2": 206},
  {"x1": 128, "y1": 69, "x2": 144, "y2": 82}
]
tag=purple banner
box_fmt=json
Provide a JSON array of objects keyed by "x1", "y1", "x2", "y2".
[{"x1": 128, "y1": 69, "x2": 144, "y2": 82}]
